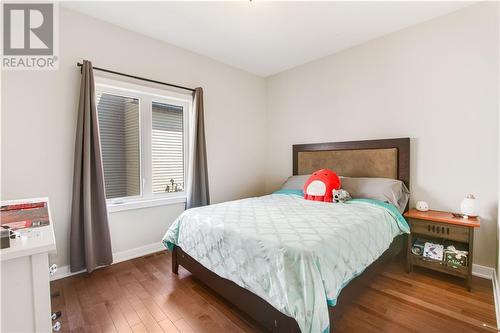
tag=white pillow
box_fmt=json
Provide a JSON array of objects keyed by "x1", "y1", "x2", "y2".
[
  {"x1": 280, "y1": 175, "x2": 310, "y2": 190},
  {"x1": 340, "y1": 177, "x2": 410, "y2": 213}
]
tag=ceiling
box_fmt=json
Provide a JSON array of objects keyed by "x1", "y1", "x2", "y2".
[{"x1": 62, "y1": 1, "x2": 474, "y2": 77}]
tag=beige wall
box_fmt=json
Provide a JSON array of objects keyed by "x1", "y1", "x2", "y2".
[
  {"x1": 1, "y1": 8, "x2": 267, "y2": 268},
  {"x1": 265, "y1": 2, "x2": 499, "y2": 267}
]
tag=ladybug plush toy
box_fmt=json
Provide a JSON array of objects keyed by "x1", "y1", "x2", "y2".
[{"x1": 303, "y1": 169, "x2": 341, "y2": 202}]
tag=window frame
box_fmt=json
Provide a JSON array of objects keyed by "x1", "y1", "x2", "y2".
[{"x1": 95, "y1": 76, "x2": 192, "y2": 212}]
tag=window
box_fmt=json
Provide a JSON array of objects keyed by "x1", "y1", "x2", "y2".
[
  {"x1": 95, "y1": 77, "x2": 191, "y2": 211},
  {"x1": 151, "y1": 102, "x2": 184, "y2": 194},
  {"x1": 96, "y1": 93, "x2": 140, "y2": 199}
]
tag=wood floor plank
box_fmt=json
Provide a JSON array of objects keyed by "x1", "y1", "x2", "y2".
[
  {"x1": 370, "y1": 283, "x2": 496, "y2": 332},
  {"x1": 152, "y1": 295, "x2": 183, "y2": 323},
  {"x1": 142, "y1": 297, "x2": 168, "y2": 322},
  {"x1": 336, "y1": 304, "x2": 412, "y2": 333},
  {"x1": 158, "y1": 319, "x2": 181, "y2": 333},
  {"x1": 117, "y1": 297, "x2": 143, "y2": 327},
  {"x1": 80, "y1": 302, "x2": 105, "y2": 333},
  {"x1": 131, "y1": 322, "x2": 149, "y2": 333},
  {"x1": 173, "y1": 319, "x2": 196, "y2": 333},
  {"x1": 190, "y1": 284, "x2": 261, "y2": 333},
  {"x1": 61, "y1": 279, "x2": 86, "y2": 331},
  {"x1": 51, "y1": 251, "x2": 497, "y2": 333},
  {"x1": 106, "y1": 301, "x2": 134, "y2": 333},
  {"x1": 353, "y1": 289, "x2": 477, "y2": 333},
  {"x1": 128, "y1": 296, "x2": 165, "y2": 333},
  {"x1": 381, "y1": 271, "x2": 495, "y2": 310},
  {"x1": 92, "y1": 302, "x2": 118, "y2": 333},
  {"x1": 376, "y1": 273, "x2": 497, "y2": 325}
]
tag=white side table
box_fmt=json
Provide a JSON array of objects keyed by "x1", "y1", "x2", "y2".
[{"x1": 1, "y1": 197, "x2": 57, "y2": 333}]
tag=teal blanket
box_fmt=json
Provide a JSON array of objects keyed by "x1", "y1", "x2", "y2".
[{"x1": 162, "y1": 193, "x2": 409, "y2": 333}]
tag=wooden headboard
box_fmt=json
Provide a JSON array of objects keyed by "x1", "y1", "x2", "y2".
[{"x1": 293, "y1": 138, "x2": 410, "y2": 188}]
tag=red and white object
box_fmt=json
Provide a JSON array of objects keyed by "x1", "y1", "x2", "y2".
[{"x1": 303, "y1": 169, "x2": 341, "y2": 202}]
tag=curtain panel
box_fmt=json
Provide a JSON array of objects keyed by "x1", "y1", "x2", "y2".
[
  {"x1": 70, "y1": 60, "x2": 113, "y2": 273},
  {"x1": 187, "y1": 87, "x2": 210, "y2": 208}
]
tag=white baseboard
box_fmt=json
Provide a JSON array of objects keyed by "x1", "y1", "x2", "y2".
[
  {"x1": 492, "y1": 270, "x2": 500, "y2": 329},
  {"x1": 50, "y1": 242, "x2": 166, "y2": 281},
  {"x1": 471, "y1": 263, "x2": 499, "y2": 327},
  {"x1": 472, "y1": 264, "x2": 495, "y2": 280},
  {"x1": 112, "y1": 242, "x2": 166, "y2": 264}
]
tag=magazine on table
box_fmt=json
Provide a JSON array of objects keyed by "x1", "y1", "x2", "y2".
[{"x1": 0, "y1": 201, "x2": 50, "y2": 230}]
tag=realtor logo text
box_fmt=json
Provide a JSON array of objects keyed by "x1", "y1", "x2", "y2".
[{"x1": 2, "y1": 3, "x2": 58, "y2": 70}]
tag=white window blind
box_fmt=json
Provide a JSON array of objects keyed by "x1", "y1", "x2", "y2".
[
  {"x1": 152, "y1": 102, "x2": 184, "y2": 194},
  {"x1": 96, "y1": 92, "x2": 140, "y2": 199}
]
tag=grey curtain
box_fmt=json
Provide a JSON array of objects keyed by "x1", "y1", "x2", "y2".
[
  {"x1": 187, "y1": 87, "x2": 210, "y2": 208},
  {"x1": 70, "y1": 60, "x2": 113, "y2": 273}
]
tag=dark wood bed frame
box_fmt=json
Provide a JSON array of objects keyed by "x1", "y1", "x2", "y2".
[{"x1": 172, "y1": 138, "x2": 410, "y2": 332}]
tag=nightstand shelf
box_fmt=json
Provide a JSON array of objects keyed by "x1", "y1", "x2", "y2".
[
  {"x1": 404, "y1": 209, "x2": 479, "y2": 291},
  {"x1": 408, "y1": 248, "x2": 468, "y2": 278}
]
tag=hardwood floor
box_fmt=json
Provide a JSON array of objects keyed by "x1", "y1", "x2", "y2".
[{"x1": 51, "y1": 251, "x2": 497, "y2": 333}]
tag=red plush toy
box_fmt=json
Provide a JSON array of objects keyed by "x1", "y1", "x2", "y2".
[{"x1": 303, "y1": 169, "x2": 341, "y2": 202}]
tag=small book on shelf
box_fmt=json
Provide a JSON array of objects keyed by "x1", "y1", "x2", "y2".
[{"x1": 423, "y1": 242, "x2": 444, "y2": 261}]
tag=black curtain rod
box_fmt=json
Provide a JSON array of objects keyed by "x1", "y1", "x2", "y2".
[{"x1": 76, "y1": 62, "x2": 196, "y2": 93}]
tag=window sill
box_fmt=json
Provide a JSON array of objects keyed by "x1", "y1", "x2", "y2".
[{"x1": 107, "y1": 196, "x2": 186, "y2": 213}]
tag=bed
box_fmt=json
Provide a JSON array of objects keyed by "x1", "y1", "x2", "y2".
[{"x1": 163, "y1": 138, "x2": 410, "y2": 333}]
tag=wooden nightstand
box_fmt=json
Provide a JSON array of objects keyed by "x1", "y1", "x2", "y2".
[{"x1": 404, "y1": 209, "x2": 480, "y2": 291}]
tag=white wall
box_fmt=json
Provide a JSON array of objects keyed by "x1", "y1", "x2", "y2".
[
  {"x1": 265, "y1": 2, "x2": 499, "y2": 267},
  {"x1": 1, "y1": 8, "x2": 267, "y2": 268}
]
